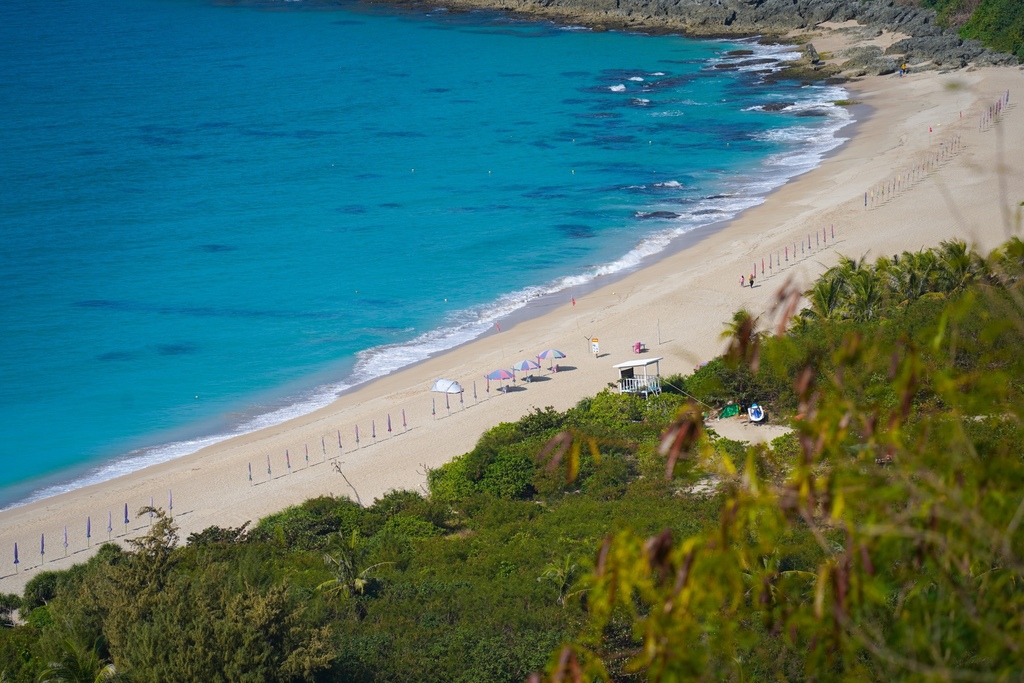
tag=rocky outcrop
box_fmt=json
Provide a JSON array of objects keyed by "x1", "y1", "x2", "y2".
[
  {"x1": 837, "y1": 46, "x2": 898, "y2": 76},
  {"x1": 886, "y1": 35, "x2": 1018, "y2": 69},
  {"x1": 371, "y1": 0, "x2": 1017, "y2": 68}
]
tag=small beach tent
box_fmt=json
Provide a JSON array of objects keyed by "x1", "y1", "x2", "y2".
[
  {"x1": 612, "y1": 357, "x2": 663, "y2": 397},
  {"x1": 719, "y1": 403, "x2": 740, "y2": 419},
  {"x1": 431, "y1": 379, "x2": 463, "y2": 394}
]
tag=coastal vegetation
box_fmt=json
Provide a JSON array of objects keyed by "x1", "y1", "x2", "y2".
[
  {"x1": 920, "y1": 0, "x2": 1024, "y2": 61},
  {"x1": 2, "y1": 237, "x2": 1024, "y2": 681}
]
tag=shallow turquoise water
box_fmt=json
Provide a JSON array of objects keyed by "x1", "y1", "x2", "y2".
[{"x1": 0, "y1": 0, "x2": 850, "y2": 507}]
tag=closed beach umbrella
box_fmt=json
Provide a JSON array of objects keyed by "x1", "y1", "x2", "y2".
[
  {"x1": 14, "y1": 542, "x2": 19, "y2": 567},
  {"x1": 536, "y1": 349, "x2": 566, "y2": 371},
  {"x1": 124, "y1": 502, "x2": 129, "y2": 526}
]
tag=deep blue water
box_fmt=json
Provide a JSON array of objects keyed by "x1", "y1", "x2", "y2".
[{"x1": 0, "y1": 0, "x2": 850, "y2": 507}]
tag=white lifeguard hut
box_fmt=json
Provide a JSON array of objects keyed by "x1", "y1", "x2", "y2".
[{"x1": 613, "y1": 357, "x2": 663, "y2": 397}]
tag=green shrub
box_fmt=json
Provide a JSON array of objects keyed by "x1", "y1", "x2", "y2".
[
  {"x1": 251, "y1": 495, "x2": 362, "y2": 549},
  {"x1": 427, "y1": 456, "x2": 477, "y2": 504}
]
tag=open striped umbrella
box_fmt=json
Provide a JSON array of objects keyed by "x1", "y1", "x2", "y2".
[
  {"x1": 485, "y1": 368, "x2": 514, "y2": 392},
  {"x1": 511, "y1": 359, "x2": 540, "y2": 382},
  {"x1": 536, "y1": 349, "x2": 566, "y2": 371}
]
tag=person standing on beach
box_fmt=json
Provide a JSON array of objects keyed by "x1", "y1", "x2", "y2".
[
  {"x1": 741, "y1": 274, "x2": 745, "y2": 287},
  {"x1": 749, "y1": 273, "x2": 755, "y2": 288}
]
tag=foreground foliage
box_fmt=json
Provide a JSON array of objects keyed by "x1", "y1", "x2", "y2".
[
  {"x1": 534, "y1": 238, "x2": 1024, "y2": 681},
  {"x1": 2, "y1": 239, "x2": 1023, "y2": 681}
]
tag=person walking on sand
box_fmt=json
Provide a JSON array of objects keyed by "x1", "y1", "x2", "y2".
[
  {"x1": 749, "y1": 273, "x2": 755, "y2": 288},
  {"x1": 740, "y1": 274, "x2": 745, "y2": 287}
]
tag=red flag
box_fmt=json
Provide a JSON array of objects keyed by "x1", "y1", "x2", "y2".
[{"x1": 495, "y1": 322, "x2": 500, "y2": 332}]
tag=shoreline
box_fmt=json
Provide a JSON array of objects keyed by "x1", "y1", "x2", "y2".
[
  {"x1": 0, "y1": 37, "x2": 848, "y2": 513},
  {"x1": 2, "y1": 31, "x2": 1021, "y2": 592}
]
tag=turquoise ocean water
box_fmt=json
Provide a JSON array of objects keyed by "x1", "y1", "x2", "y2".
[{"x1": 0, "y1": 0, "x2": 850, "y2": 508}]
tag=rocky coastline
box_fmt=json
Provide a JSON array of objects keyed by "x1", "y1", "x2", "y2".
[{"x1": 364, "y1": 0, "x2": 1019, "y2": 76}]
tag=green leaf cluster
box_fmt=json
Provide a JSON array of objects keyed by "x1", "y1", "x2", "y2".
[{"x1": 921, "y1": 0, "x2": 1024, "y2": 60}]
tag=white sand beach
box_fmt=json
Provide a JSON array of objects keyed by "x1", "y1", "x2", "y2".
[{"x1": 2, "y1": 27, "x2": 1021, "y2": 594}]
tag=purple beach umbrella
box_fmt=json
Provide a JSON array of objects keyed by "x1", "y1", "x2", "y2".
[
  {"x1": 485, "y1": 368, "x2": 514, "y2": 393},
  {"x1": 511, "y1": 359, "x2": 540, "y2": 382},
  {"x1": 536, "y1": 349, "x2": 566, "y2": 371}
]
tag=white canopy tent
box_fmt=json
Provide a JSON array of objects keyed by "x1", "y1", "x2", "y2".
[{"x1": 431, "y1": 378, "x2": 464, "y2": 394}]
